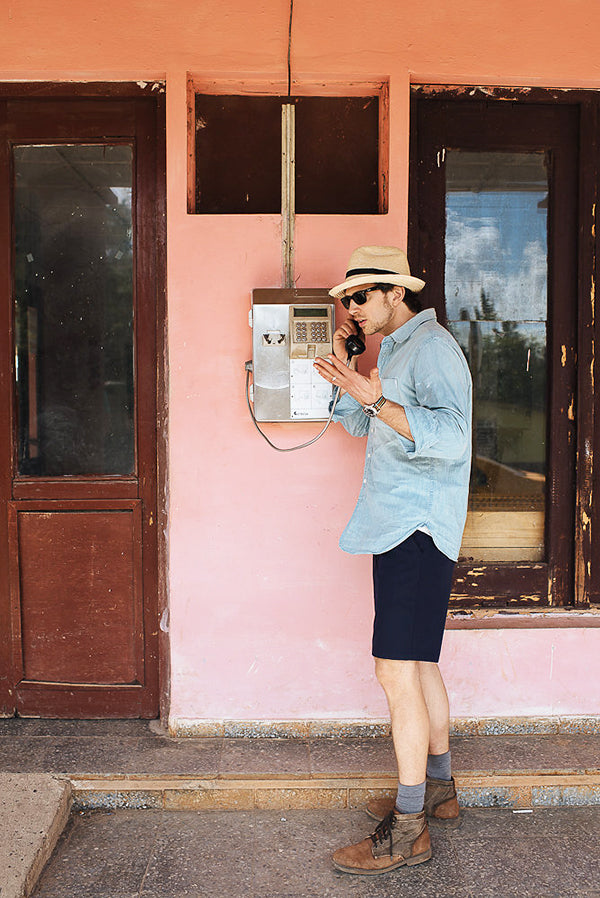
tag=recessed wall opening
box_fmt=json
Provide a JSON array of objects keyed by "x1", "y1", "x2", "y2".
[{"x1": 188, "y1": 80, "x2": 389, "y2": 215}]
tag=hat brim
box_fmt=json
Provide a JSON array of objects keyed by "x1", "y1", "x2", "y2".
[{"x1": 329, "y1": 272, "x2": 426, "y2": 300}]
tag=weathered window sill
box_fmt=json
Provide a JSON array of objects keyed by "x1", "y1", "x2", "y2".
[{"x1": 446, "y1": 608, "x2": 600, "y2": 629}]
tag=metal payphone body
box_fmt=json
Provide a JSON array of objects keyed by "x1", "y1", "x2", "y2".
[{"x1": 250, "y1": 288, "x2": 335, "y2": 422}]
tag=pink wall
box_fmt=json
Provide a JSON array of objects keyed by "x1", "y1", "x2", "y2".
[{"x1": 2, "y1": 0, "x2": 600, "y2": 726}]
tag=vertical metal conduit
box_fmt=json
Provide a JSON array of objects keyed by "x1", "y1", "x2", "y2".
[{"x1": 281, "y1": 103, "x2": 296, "y2": 288}]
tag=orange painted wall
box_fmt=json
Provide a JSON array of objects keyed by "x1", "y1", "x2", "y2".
[{"x1": 2, "y1": 0, "x2": 600, "y2": 726}]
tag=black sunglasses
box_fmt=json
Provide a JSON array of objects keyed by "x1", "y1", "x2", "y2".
[{"x1": 340, "y1": 286, "x2": 382, "y2": 310}]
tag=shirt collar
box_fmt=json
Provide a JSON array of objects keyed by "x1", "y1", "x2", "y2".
[{"x1": 383, "y1": 308, "x2": 437, "y2": 347}]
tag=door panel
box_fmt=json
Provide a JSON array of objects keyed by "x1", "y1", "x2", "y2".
[
  {"x1": 409, "y1": 95, "x2": 578, "y2": 606},
  {"x1": 10, "y1": 504, "x2": 143, "y2": 685},
  {"x1": 0, "y1": 93, "x2": 162, "y2": 717}
]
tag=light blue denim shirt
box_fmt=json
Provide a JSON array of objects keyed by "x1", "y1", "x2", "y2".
[{"x1": 332, "y1": 308, "x2": 472, "y2": 561}]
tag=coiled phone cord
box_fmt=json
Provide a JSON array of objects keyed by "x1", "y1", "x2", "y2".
[
  {"x1": 244, "y1": 363, "x2": 343, "y2": 452},
  {"x1": 244, "y1": 334, "x2": 365, "y2": 452}
]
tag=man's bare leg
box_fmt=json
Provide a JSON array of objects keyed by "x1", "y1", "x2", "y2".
[
  {"x1": 375, "y1": 657, "x2": 429, "y2": 786},
  {"x1": 418, "y1": 661, "x2": 450, "y2": 756},
  {"x1": 364, "y1": 658, "x2": 458, "y2": 826}
]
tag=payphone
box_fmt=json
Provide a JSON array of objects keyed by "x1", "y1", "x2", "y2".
[
  {"x1": 245, "y1": 288, "x2": 365, "y2": 451},
  {"x1": 249, "y1": 288, "x2": 335, "y2": 422}
]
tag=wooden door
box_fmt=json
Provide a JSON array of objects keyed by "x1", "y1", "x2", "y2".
[
  {"x1": 409, "y1": 91, "x2": 578, "y2": 607},
  {"x1": 0, "y1": 91, "x2": 164, "y2": 717}
]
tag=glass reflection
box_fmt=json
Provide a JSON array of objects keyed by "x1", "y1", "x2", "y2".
[
  {"x1": 445, "y1": 151, "x2": 548, "y2": 511},
  {"x1": 450, "y1": 321, "x2": 546, "y2": 509},
  {"x1": 14, "y1": 145, "x2": 134, "y2": 476}
]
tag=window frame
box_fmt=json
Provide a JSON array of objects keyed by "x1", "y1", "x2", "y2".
[
  {"x1": 186, "y1": 76, "x2": 390, "y2": 215},
  {"x1": 409, "y1": 86, "x2": 595, "y2": 609}
]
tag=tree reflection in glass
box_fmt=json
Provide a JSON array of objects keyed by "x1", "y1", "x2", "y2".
[{"x1": 445, "y1": 151, "x2": 548, "y2": 513}]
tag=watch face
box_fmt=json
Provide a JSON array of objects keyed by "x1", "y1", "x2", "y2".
[{"x1": 363, "y1": 396, "x2": 385, "y2": 417}]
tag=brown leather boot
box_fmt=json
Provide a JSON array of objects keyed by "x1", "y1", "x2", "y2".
[
  {"x1": 332, "y1": 809, "x2": 431, "y2": 875},
  {"x1": 366, "y1": 776, "x2": 460, "y2": 824}
]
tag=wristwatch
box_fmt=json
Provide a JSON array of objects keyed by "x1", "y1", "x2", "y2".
[{"x1": 362, "y1": 395, "x2": 387, "y2": 417}]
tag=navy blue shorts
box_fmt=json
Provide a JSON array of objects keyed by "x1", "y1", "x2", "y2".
[{"x1": 372, "y1": 530, "x2": 455, "y2": 662}]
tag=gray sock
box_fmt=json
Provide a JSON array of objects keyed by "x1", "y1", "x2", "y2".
[
  {"x1": 426, "y1": 750, "x2": 452, "y2": 782},
  {"x1": 395, "y1": 780, "x2": 426, "y2": 815}
]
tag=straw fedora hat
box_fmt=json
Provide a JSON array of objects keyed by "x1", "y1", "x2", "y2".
[{"x1": 329, "y1": 245, "x2": 426, "y2": 299}]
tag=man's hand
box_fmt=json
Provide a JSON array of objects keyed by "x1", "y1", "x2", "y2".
[
  {"x1": 313, "y1": 353, "x2": 383, "y2": 407},
  {"x1": 314, "y1": 351, "x2": 415, "y2": 442}
]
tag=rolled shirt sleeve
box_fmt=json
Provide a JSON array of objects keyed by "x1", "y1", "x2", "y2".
[
  {"x1": 331, "y1": 391, "x2": 370, "y2": 437},
  {"x1": 402, "y1": 338, "x2": 471, "y2": 460}
]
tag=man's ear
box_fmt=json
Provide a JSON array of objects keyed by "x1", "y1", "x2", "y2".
[{"x1": 391, "y1": 286, "x2": 406, "y2": 306}]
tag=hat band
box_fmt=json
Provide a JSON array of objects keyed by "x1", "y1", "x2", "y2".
[{"x1": 345, "y1": 267, "x2": 398, "y2": 277}]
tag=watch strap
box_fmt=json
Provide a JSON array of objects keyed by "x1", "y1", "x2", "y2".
[{"x1": 362, "y1": 395, "x2": 387, "y2": 417}]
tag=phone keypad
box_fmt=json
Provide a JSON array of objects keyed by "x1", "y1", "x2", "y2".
[{"x1": 294, "y1": 321, "x2": 330, "y2": 343}]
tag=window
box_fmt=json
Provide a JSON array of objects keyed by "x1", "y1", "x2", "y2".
[
  {"x1": 446, "y1": 151, "x2": 548, "y2": 547},
  {"x1": 410, "y1": 91, "x2": 581, "y2": 607},
  {"x1": 14, "y1": 145, "x2": 134, "y2": 475},
  {"x1": 188, "y1": 86, "x2": 387, "y2": 215}
]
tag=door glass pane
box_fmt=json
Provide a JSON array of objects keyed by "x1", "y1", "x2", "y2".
[
  {"x1": 14, "y1": 145, "x2": 134, "y2": 476},
  {"x1": 445, "y1": 151, "x2": 548, "y2": 559}
]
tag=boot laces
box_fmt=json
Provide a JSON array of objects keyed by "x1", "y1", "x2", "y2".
[{"x1": 370, "y1": 809, "x2": 396, "y2": 857}]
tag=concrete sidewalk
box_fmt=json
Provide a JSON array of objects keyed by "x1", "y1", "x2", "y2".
[
  {"x1": 1, "y1": 718, "x2": 600, "y2": 896},
  {"x1": 30, "y1": 805, "x2": 600, "y2": 898}
]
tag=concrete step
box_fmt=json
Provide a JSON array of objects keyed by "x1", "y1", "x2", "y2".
[
  {"x1": 0, "y1": 774, "x2": 71, "y2": 898},
  {"x1": 70, "y1": 769, "x2": 600, "y2": 812},
  {"x1": 2, "y1": 719, "x2": 599, "y2": 814}
]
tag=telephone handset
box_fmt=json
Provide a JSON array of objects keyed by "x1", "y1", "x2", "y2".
[{"x1": 344, "y1": 332, "x2": 366, "y2": 359}]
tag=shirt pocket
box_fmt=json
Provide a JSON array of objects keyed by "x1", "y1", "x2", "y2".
[
  {"x1": 378, "y1": 376, "x2": 415, "y2": 455},
  {"x1": 381, "y1": 376, "x2": 400, "y2": 403}
]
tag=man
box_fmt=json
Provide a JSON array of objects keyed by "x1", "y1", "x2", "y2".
[{"x1": 313, "y1": 245, "x2": 472, "y2": 875}]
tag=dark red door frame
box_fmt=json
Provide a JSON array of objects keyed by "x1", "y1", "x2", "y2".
[{"x1": 0, "y1": 83, "x2": 166, "y2": 717}]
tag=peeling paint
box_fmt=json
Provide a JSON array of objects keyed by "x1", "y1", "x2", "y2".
[
  {"x1": 450, "y1": 594, "x2": 546, "y2": 606},
  {"x1": 449, "y1": 606, "x2": 600, "y2": 622},
  {"x1": 469, "y1": 87, "x2": 496, "y2": 97},
  {"x1": 561, "y1": 345, "x2": 567, "y2": 367},
  {"x1": 567, "y1": 396, "x2": 575, "y2": 420},
  {"x1": 581, "y1": 510, "x2": 591, "y2": 529},
  {"x1": 414, "y1": 85, "x2": 573, "y2": 102},
  {"x1": 159, "y1": 608, "x2": 169, "y2": 632},
  {"x1": 135, "y1": 80, "x2": 165, "y2": 93}
]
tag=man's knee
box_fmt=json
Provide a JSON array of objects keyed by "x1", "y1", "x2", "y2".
[{"x1": 375, "y1": 657, "x2": 420, "y2": 695}]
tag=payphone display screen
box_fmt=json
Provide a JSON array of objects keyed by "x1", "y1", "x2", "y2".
[{"x1": 293, "y1": 307, "x2": 328, "y2": 317}]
